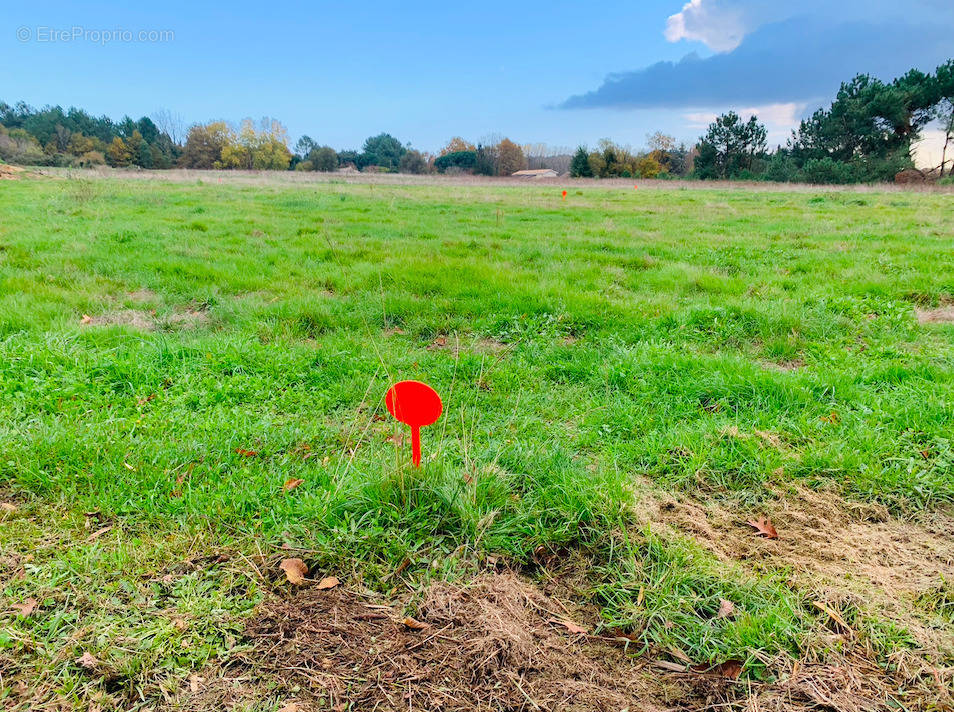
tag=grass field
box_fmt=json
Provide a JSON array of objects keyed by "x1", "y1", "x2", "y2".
[{"x1": 2, "y1": 174, "x2": 953, "y2": 711}]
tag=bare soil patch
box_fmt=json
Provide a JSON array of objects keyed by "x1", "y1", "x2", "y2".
[
  {"x1": 79, "y1": 306, "x2": 209, "y2": 330},
  {"x1": 644, "y1": 485, "x2": 954, "y2": 659},
  {"x1": 760, "y1": 358, "x2": 805, "y2": 372},
  {"x1": 174, "y1": 573, "x2": 667, "y2": 712},
  {"x1": 916, "y1": 306, "x2": 954, "y2": 324},
  {"x1": 0, "y1": 164, "x2": 24, "y2": 180}
]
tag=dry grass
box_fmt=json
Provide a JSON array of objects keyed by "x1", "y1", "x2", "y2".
[{"x1": 28, "y1": 165, "x2": 954, "y2": 193}]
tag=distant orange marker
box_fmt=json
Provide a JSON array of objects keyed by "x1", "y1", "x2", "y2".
[
  {"x1": 561, "y1": 190, "x2": 567, "y2": 200},
  {"x1": 634, "y1": 185, "x2": 638, "y2": 190}
]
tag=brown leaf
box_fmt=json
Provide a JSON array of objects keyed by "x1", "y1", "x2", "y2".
[
  {"x1": 820, "y1": 411, "x2": 839, "y2": 424},
  {"x1": 0, "y1": 502, "x2": 17, "y2": 513},
  {"x1": 279, "y1": 558, "x2": 308, "y2": 585},
  {"x1": 316, "y1": 576, "x2": 340, "y2": 590},
  {"x1": 277, "y1": 704, "x2": 299, "y2": 712},
  {"x1": 716, "y1": 599, "x2": 735, "y2": 619},
  {"x1": 427, "y1": 335, "x2": 448, "y2": 350},
  {"x1": 746, "y1": 516, "x2": 778, "y2": 539},
  {"x1": 668, "y1": 646, "x2": 693, "y2": 664},
  {"x1": 283, "y1": 478, "x2": 304, "y2": 492},
  {"x1": 80, "y1": 314, "x2": 93, "y2": 324},
  {"x1": 692, "y1": 660, "x2": 744, "y2": 679},
  {"x1": 137, "y1": 393, "x2": 156, "y2": 406},
  {"x1": 75, "y1": 651, "x2": 99, "y2": 668},
  {"x1": 548, "y1": 618, "x2": 587, "y2": 635},
  {"x1": 11, "y1": 597, "x2": 38, "y2": 617},
  {"x1": 920, "y1": 449, "x2": 931, "y2": 459},
  {"x1": 401, "y1": 616, "x2": 430, "y2": 630},
  {"x1": 235, "y1": 448, "x2": 258, "y2": 457}
]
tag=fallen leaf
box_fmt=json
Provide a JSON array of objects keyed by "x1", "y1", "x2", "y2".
[
  {"x1": 316, "y1": 576, "x2": 340, "y2": 590},
  {"x1": 11, "y1": 598, "x2": 38, "y2": 616},
  {"x1": 277, "y1": 704, "x2": 299, "y2": 712},
  {"x1": 80, "y1": 314, "x2": 93, "y2": 324},
  {"x1": 189, "y1": 674, "x2": 205, "y2": 692},
  {"x1": 608, "y1": 628, "x2": 640, "y2": 642},
  {"x1": 283, "y1": 478, "x2": 304, "y2": 492},
  {"x1": 0, "y1": 502, "x2": 17, "y2": 513},
  {"x1": 820, "y1": 411, "x2": 839, "y2": 424},
  {"x1": 548, "y1": 618, "x2": 587, "y2": 635},
  {"x1": 235, "y1": 448, "x2": 258, "y2": 457},
  {"x1": 401, "y1": 616, "x2": 430, "y2": 630},
  {"x1": 746, "y1": 516, "x2": 778, "y2": 539},
  {"x1": 75, "y1": 651, "x2": 99, "y2": 668},
  {"x1": 920, "y1": 449, "x2": 931, "y2": 459},
  {"x1": 427, "y1": 335, "x2": 448, "y2": 350},
  {"x1": 692, "y1": 659, "x2": 744, "y2": 679},
  {"x1": 137, "y1": 393, "x2": 156, "y2": 406},
  {"x1": 280, "y1": 558, "x2": 308, "y2": 585},
  {"x1": 716, "y1": 599, "x2": 735, "y2": 619},
  {"x1": 668, "y1": 646, "x2": 693, "y2": 664}
]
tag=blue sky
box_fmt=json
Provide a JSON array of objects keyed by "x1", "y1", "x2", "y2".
[{"x1": 1, "y1": 1, "x2": 951, "y2": 153}]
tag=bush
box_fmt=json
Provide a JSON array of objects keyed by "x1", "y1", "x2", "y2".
[
  {"x1": 399, "y1": 149, "x2": 428, "y2": 174},
  {"x1": 312, "y1": 146, "x2": 338, "y2": 172},
  {"x1": 434, "y1": 150, "x2": 476, "y2": 173},
  {"x1": 799, "y1": 157, "x2": 856, "y2": 184}
]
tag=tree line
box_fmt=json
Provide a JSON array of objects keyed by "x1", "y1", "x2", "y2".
[
  {"x1": 682, "y1": 61, "x2": 954, "y2": 183},
  {"x1": 1, "y1": 60, "x2": 950, "y2": 183}
]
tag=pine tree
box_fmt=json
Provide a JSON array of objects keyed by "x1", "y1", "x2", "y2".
[
  {"x1": 138, "y1": 139, "x2": 154, "y2": 168},
  {"x1": 570, "y1": 146, "x2": 592, "y2": 177}
]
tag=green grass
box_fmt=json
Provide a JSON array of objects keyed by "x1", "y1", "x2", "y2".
[{"x1": 1, "y1": 176, "x2": 953, "y2": 704}]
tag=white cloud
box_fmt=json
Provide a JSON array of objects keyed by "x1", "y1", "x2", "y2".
[
  {"x1": 664, "y1": 0, "x2": 749, "y2": 52},
  {"x1": 913, "y1": 129, "x2": 952, "y2": 171},
  {"x1": 683, "y1": 102, "x2": 806, "y2": 144}
]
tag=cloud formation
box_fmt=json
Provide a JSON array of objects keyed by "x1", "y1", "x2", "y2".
[
  {"x1": 664, "y1": 0, "x2": 752, "y2": 52},
  {"x1": 561, "y1": 17, "x2": 951, "y2": 111}
]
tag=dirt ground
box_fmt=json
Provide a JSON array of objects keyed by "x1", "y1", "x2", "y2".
[
  {"x1": 642, "y1": 484, "x2": 954, "y2": 708},
  {"x1": 172, "y1": 550, "x2": 954, "y2": 712}
]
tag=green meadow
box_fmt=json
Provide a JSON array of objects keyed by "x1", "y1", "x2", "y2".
[{"x1": 1, "y1": 175, "x2": 953, "y2": 709}]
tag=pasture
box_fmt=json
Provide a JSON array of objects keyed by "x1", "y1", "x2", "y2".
[{"x1": 1, "y1": 174, "x2": 953, "y2": 711}]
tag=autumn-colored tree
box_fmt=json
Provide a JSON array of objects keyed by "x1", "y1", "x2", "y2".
[
  {"x1": 106, "y1": 136, "x2": 132, "y2": 167},
  {"x1": 66, "y1": 132, "x2": 97, "y2": 156},
  {"x1": 636, "y1": 156, "x2": 662, "y2": 178},
  {"x1": 179, "y1": 121, "x2": 234, "y2": 169},
  {"x1": 496, "y1": 138, "x2": 527, "y2": 175},
  {"x1": 647, "y1": 131, "x2": 676, "y2": 153},
  {"x1": 440, "y1": 136, "x2": 475, "y2": 156}
]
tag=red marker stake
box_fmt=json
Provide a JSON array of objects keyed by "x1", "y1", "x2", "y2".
[
  {"x1": 385, "y1": 380, "x2": 443, "y2": 467},
  {"x1": 561, "y1": 190, "x2": 567, "y2": 200}
]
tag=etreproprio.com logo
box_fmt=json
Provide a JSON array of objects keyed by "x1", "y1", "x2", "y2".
[{"x1": 17, "y1": 26, "x2": 175, "y2": 44}]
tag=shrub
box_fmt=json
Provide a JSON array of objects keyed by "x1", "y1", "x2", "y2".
[{"x1": 435, "y1": 150, "x2": 476, "y2": 173}]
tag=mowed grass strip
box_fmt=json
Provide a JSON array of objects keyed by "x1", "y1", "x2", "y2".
[{"x1": 1, "y1": 177, "x2": 953, "y2": 700}]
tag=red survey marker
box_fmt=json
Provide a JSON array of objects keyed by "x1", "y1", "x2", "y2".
[
  {"x1": 561, "y1": 190, "x2": 567, "y2": 200},
  {"x1": 385, "y1": 381, "x2": 443, "y2": 467}
]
